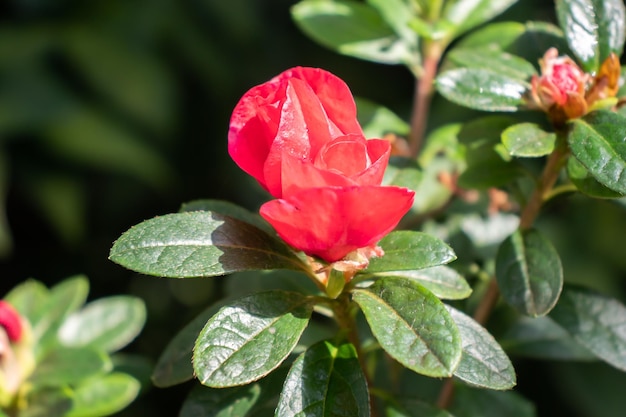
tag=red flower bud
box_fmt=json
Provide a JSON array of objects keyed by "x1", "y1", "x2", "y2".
[{"x1": 0, "y1": 301, "x2": 23, "y2": 343}]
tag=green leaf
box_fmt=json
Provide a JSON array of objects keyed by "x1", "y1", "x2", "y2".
[
  {"x1": 291, "y1": 0, "x2": 417, "y2": 67},
  {"x1": 21, "y1": 388, "x2": 73, "y2": 417},
  {"x1": 567, "y1": 156, "x2": 624, "y2": 198},
  {"x1": 152, "y1": 302, "x2": 226, "y2": 387},
  {"x1": 179, "y1": 366, "x2": 288, "y2": 417},
  {"x1": 445, "y1": 48, "x2": 536, "y2": 81},
  {"x1": 374, "y1": 266, "x2": 472, "y2": 300},
  {"x1": 501, "y1": 123, "x2": 556, "y2": 157},
  {"x1": 555, "y1": 0, "x2": 626, "y2": 71},
  {"x1": 193, "y1": 290, "x2": 312, "y2": 387},
  {"x1": 568, "y1": 111, "x2": 626, "y2": 195},
  {"x1": 550, "y1": 286, "x2": 626, "y2": 371},
  {"x1": 442, "y1": 0, "x2": 519, "y2": 38},
  {"x1": 387, "y1": 399, "x2": 455, "y2": 417},
  {"x1": 446, "y1": 306, "x2": 516, "y2": 390},
  {"x1": 66, "y1": 373, "x2": 141, "y2": 417},
  {"x1": 499, "y1": 315, "x2": 596, "y2": 360},
  {"x1": 110, "y1": 211, "x2": 307, "y2": 278},
  {"x1": 496, "y1": 228, "x2": 563, "y2": 317},
  {"x1": 449, "y1": 385, "x2": 536, "y2": 417},
  {"x1": 29, "y1": 347, "x2": 111, "y2": 387},
  {"x1": 365, "y1": 231, "x2": 456, "y2": 273},
  {"x1": 4, "y1": 279, "x2": 50, "y2": 335},
  {"x1": 355, "y1": 97, "x2": 410, "y2": 138},
  {"x1": 275, "y1": 340, "x2": 369, "y2": 417},
  {"x1": 179, "y1": 199, "x2": 273, "y2": 234},
  {"x1": 436, "y1": 68, "x2": 528, "y2": 112},
  {"x1": 353, "y1": 277, "x2": 462, "y2": 377},
  {"x1": 382, "y1": 157, "x2": 423, "y2": 194},
  {"x1": 58, "y1": 295, "x2": 146, "y2": 353}
]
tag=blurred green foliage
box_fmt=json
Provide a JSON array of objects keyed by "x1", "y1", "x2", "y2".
[{"x1": 1, "y1": 0, "x2": 625, "y2": 416}]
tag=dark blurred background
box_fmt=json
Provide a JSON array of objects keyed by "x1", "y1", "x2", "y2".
[{"x1": 1, "y1": 0, "x2": 625, "y2": 416}]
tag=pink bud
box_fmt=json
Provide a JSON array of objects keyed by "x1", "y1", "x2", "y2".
[{"x1": 0, "y1": 301, "x2": 23, "y2": 342}]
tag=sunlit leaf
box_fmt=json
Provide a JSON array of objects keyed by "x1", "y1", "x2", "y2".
[
  {"x1": 442, "y1": 0, "x2": 519, "y2": 38},
  {"x1": 66, "y1": 373, "x2": 141, "y2": 417},
  {"x1": 29, "y1": 348, "x2": 111, "y2": 387},
  {"x1": 501, "y1": 123, "x2": 556, "y2": 157},
  {"x1": 353, "y1": 277, "x2": 461, "y2": 377},
  {"x1": 109, "y1": 211, "x2": 308, "y2": 278},
  {"x1": 275, "y1": 340, "x2": 369, "y2": 417},
  {"x1": 567, "y1": 157, "x2": 624, "y2": 198},
  {"x1": 193, "y1": 291, "x2": 312, "y2": 387},
  {"x1": 356, "y1": 97, "x2": 410, "y2": 138},
  {"x1": 374, "y1": 266, "x2": 472, "y2": 300}
]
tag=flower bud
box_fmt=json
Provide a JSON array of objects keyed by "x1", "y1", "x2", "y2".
[{"x1": 0, "y1": 301, "x2": 23, "y2": 343}]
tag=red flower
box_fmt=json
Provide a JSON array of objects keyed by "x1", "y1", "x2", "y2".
[
  {"x1": 228, "y1": 67, "x2": 414, "y2": 263},
  {"x1": 0, "y1": 301, "x2": 23, "y2": 343},
  {"x1": 228, "y1": 67, "x2": 390, "y2": 198}
]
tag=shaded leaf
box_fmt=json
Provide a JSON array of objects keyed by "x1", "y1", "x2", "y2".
[
  {"x1": 193, "y1": 291, "x2": 312, "y2": 387},
  {"x1": 109, "y1": 211, "x2": 308, "y2": 278},
  {"x1": 550, "y1": 286, "x2": 626, "y2": 371},
  {"x1": 436, "y1": 68, "x2": 528, "y2": 112},
  {"x1": 387, "y1": 399, "x2": 455, "y2": 417},
  {"x1": 58, "y1": 296, "x2": 146, "y2": 353},
  {"x1": 382, "y1": 157, "x2": 423, "y2": 195},
  {"x1": 442, "y1": 0, "x2": 519, "y2": 38},
  {"x1": 501, "y1": 123, "x2": 556, "y2": 157},
  {"x1": 30, "y1": 348, "x2": 111, "y2": 387},
  {"x1": 152, "y1": 302, "x2": 226, "y2": 387},
  {"x1": 374, "y1": 266, "x2": 472, "y2": 300},
  {"x1": 555, "y1": 0, "x2": 626, "y2": 71},
  {"x1": 353, "y1": 277, "x2": 462, "y2": 377},
  {"x1": 499, "y1": 315, "x2": 596, "y2": 360},
  {"x1": 291, "y1": 0, "x2": 417, "y2": 67},
  {"x1": 4, "y1": 279, "x2": 50, "y2": 336},
  {"x1": 66, "y1": 373, "x2": 141, "y2": 417},
  {"x1": 496, "y1": 228, "x2": 563, "y2": 317},
  {"x1": 356, "y1": 97, "x2": 410, "y2": 138},
  {"x1": 179, "y1": 366, "x2": 288, "y2": 417},
  {"x1": 568, "y1": 110, "x2": 626, "y2": 194},
  {"x1": 275, "y1": 340, "x2": 369, "y2": 417},
  {"x1": 446, "y1": 306, "x2": 516, "y2": 390},
  {"x1": 450, "y1": 384, "x2": 536, "y2": 417},
  {"x1": 365, "y1": 231, "x2": 456, "y2": 273},
  {"x1": 21, "y1": 389, "x2": 73, "y2": 417}
]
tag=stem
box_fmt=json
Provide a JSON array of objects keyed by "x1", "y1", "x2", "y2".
[
  {"x1": 409, "y1": 42, "x2": 442, "y2": 157},
  {"x1": 436, "y1": 141, "x2": 569, "y2": 410},
  {"x1": 332, "y1": 294, "x2": 379, "y2": 417}
]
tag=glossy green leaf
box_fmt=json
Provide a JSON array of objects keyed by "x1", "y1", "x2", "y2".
[
  {"x1": 568, "y1": 111, "x2": 626, "y2": 195},
  {"x1": 66, "y1": 373, "x2": 141, "y2": 417},
  {"x1": 374, "y1": 266, "x2": 472, "y2": 300},
  {"x1": 356, "y1": 97, "x2": 410, "y2": 138},
  {"x1": 275, "y1": 340, "x2": 369, "y2": 417},
  {"x1": 387, "y1": 400, "x2": 455, "y2": 417},
  {"x1": 436, "y1": 68, "x2": 528, "y2": 112},
  {"x1": 29, "y1": 347, "x2": 111, "y2": 387},
  {"x1": 496, "y1": 229, "x2": 563, "y2": 317},
  {"x1": 179, "y1": 366, "x2": 288, "y2": 417},
  {"x1": 555, "y1": 0, "x2": 626, "y2": 71},
  {"x1": 193, "y1": 290, "x2": 312, "y2": 387},
  {"x1": 550, "y1": 287, "x2": 626, "y2": 371},
  {"x1": 454, "y1": 21, "x2": 526, "y2": 50},
  {"x1": 365, "y1": 231, "x2": 456, "y2": 273},
  {"x1": 442, "y1": 0, "x2": 519, "y2": 38},
  {"x1": 179, "y1": 199, "x2": 273, "y2": 234},
  {"x1": 567, "y1": 157, "x2": 624, "y2": 198},
  {"x1": 447, "y1": 306, "x2": 516, "y2": 390},
  {"x1": 21, "y1": 388, "x2": 73, "y2": 417},
  {"x1": 501, "y1": 123, "x2": 556, "y2": 157},
  {"x1": 58, "y1": 296, "x2": 146, "y2": 353},
  {"x1": 109, "y1": 211, "x2": 307, "y2": 278},
  {"x1": 152, "y1": 302, "x2": 226, "y2": 387},
  {"x1": 353, "y1": 277, "x2": 462, "y2": 377},
  {"x1": 499, "y1": 315, "x2": 596, "y2": 360},
  {"x1": 291, "y1": 0, "x2": 416, "y2": 66},
  {"x1": 446, "y1": 48, "x2": 536, "y2": 81},
  {"x1": 450, "y1": 385, "x2": 536, "y2": 417}
]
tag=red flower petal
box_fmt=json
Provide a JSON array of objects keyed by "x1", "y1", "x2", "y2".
[
  {"x1": 0, "y1": 300, "x2": 23, "y2": 342},
  {"x1": 260, "y1": 186, "x2": 414, "y2": 262}
]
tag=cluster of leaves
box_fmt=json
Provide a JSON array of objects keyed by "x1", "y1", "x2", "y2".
[
  {"x1": 108, "y1": 0, "x2": 626, "y2": 417},
  {"x1": 2, "y1": 276, "x2": 146, "y2": 417}
]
